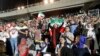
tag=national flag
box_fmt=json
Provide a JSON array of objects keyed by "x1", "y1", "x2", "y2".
[{"x1": 37, "y1": 12, "x2": 45, "y2": 20}]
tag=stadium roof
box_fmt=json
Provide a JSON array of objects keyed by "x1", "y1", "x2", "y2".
[{"x1": 0, "y1": 0, "x2": 41, "y2": 11}]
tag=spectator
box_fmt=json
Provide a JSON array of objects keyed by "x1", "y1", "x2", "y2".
[
  {"x1": 9, "y1": 22, "x2": 19, "y2": 56},
  {"x1": 18, "y1": 38, "x2": 28, "y2": 56},
  {"x1": 74, "y1": 34, "x2": 90, "y2": 56},
  {"x1": 55, "y1": 35, "x2": 73, "y2": 56},
  {"x1": 70, "y1": 20, "x2": 78, "y2": 34}
]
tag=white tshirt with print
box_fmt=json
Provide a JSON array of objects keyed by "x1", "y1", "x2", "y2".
[{"x1": 9, "y1": 27, "x2": 18, "y2": 38}]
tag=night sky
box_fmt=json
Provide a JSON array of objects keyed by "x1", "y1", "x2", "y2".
[{"x1": 0, "y1": 0, "x2": 42, "y2": 11}]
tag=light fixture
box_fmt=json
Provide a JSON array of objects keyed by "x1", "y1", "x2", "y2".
[
  {"x1": 17, "y1": 7, "x2": 21, "y2": 10},
  {"x1": 50, "y1": 0, "x2": 54, "y2": 4},
  {"x1": 44, "y1": 0, "x2": 49, "y2": 5},
  {"x1": 21, "y1": 6, "x2": 25, "y2": 9}
]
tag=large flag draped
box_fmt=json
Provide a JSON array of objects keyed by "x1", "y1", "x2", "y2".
[{"x1": 49, "y1": 18, "x2": 64, "y2": 27}]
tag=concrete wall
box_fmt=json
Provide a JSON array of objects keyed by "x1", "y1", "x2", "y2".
[{"x1": 0, "y1": 0, "x2": 94, "y2": 17}]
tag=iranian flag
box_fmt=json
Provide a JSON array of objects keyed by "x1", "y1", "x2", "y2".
[{"x1": 37, "y1": 12, "x2": 45, "y2": 20}]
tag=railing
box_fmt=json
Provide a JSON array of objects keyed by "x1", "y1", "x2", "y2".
[
  {"x1": 0, "y1": 0, "x2": 95, "y2": 18},
  {"x1": 0, "y1": 0, "x2": 59, "y2": 14}
]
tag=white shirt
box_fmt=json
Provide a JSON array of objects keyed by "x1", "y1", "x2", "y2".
[
  {"x1": 65, "y1": 32, "x2": 74, "y2": 44},
  {"x1": 0, "y1": 32, "x2": 5, "y2": 42},
  {"x1": 15, "y1": 26, "x2": 21, "y2": 30},
  {"x1": 4, "y1": 32, "x2": 10, "y2": 38},
  {"x1": 0, "y1": 31, "x2": 9, "y2": 42},
  {"x1": 86, "y1": 26, "x2": 95, "y2": 39},
  {"x1": 15, "y1": 26, "x2": 28, "y2": 30},
  {"x1": 9, "y1": 27, "x2": 18, "y2": 38}
]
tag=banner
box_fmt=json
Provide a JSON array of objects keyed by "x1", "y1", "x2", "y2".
[{"x1": 88, "y1": 9, "x2": 99, "y2": 17}]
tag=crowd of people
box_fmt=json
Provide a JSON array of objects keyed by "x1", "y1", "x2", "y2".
[{"x1": 0, "y1": 13, "x2": 100, "y2": 56}]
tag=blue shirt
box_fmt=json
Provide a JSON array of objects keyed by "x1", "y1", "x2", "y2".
[
  {"x1": 77, "y1": 35, "x2": 86, "y2": 48},
  {"x1": 70, "y1": 24, "x2": 78, "y2": 34}
]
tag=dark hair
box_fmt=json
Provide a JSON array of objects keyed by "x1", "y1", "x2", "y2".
[
  {"x1": 59, "y1": 35, "x2": 67, "y2": 48},
  {"x1": 60, "y1": 35, "x2": 66, "y2": 40}
]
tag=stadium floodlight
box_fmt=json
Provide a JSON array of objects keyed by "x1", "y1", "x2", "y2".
[
  {"x1": 50, "y1": 0, "x2": 54, "y2": 4},
  {"x1": 21, "y1": 6, "x2": 25, "y2": 9},
  {"x1": 17, "y1": 7, "x2": 21, "y2": 10},
  {"x1": 44, "y1": 0, "x2": 49, "y2": 5}
]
